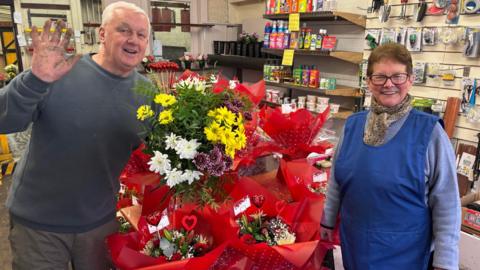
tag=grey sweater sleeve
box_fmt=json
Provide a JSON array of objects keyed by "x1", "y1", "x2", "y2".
[
  {"x1": 426, "y1": 123, "x2": 461, "y2": 270},
  {"x1": 321, "y1": 128, "x2": 344, "y2": 228},
  {"x1": 0, "y1": 71, "x2": 51, "y2": 133}
]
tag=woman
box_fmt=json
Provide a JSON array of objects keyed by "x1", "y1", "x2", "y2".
[{"x1": 320, "y1": 43, "x2": 460, "y2": 270}]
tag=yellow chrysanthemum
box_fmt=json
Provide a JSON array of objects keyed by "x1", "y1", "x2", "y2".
[
  {"x1": 225, "y1": 145, "x2": 236, "y2": 158},
  {"x1": 208, "y1": 107, "x2": 236, "y2": 125},
  {"x1": 235, "y1": 131, "x2": 247, "y2": 149},
  {"x1": 136, "y1": 105, "x2": 154, "y2": 121},
  {"x1": 220, "y1": 129, "x2": 236, "y2": 147},
  {"x1": 154, "y1": 93, "x2": 177, "y2": 107},
  {"x1": 204, "y1": 121, "x2": 223, "y2": 142},
  {"x1": 158, "y1": 110, "x2": 174, "y2": 124}
]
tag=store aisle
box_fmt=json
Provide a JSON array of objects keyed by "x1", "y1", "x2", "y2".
[{"x1": 0, "y1": 175, "x2": 12, "y2": 270}]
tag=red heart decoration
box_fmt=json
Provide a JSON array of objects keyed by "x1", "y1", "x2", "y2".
[
  {"x1": 275, "y1": 200, "x2": 287, "y2": 214},
  {"x1": 182, "y1": 215, "x2": 198, "y2": 231},
  {"x1": 146, "y1": 211, "x2": 162, "y2": 225},
  {"x1": 252, "y1": 195, "x2": 265, "y2": 209}
]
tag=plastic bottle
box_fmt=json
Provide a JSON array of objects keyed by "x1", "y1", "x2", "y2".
[
  {"x1": 290, "y1": 32, "x2": 298, "y2": 49},
  {"x1": 316, "y1": 29, "x2": 324, "y2": 51},
  {"x1": 293, "y1": 65, "x2": 302, "y2": 85},
  {"x1": 277, "y1": 21, "x2": 285, "y2": 49},
  {"x1": 299, "y1": 0, "x2": 307, "y2": 12},
  {"x1": 291, "y1": 0, "x2": 299, "y2": 12},
  {"x1": 263, "y1": 22, "x2": 271, "y2": 48},
  {"x1": 283, "y1": 30, "x2": 290, "y2": 49},
  {"x1": 307, "y1": 0, "x2": 313, "y2": 12},
  {"x1": 302, "y1": 66, "x2": 311, "y2": 86},
  {"x1": 309, "y1": 65, "x2": 319, "y2": 88},
  {"x1": 303, "y1": 28, "x2": 312, "y2": 49},
  {"x1": 269, "y1": 21, "x2": 277, "y2": 49},
  {"x1": 298, "y1": 25, "x2": 306, "y2": 49},
  {"x1": 310, "y1": 33, "x2": 317, "y2": 50}
]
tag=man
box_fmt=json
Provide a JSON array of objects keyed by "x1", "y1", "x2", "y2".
[{"x1": 0, "y1": 2, "x2": 151, "y2": 269}]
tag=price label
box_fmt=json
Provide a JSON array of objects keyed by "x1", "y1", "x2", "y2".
[
  {"x1": 234, "y1": 196, "x2": 251, "y2": 216},
  {"x1": 288, "y1": 13, "x2": 300, "y2": 32},
  {"x1": 282, "y1": 49, "x2": 295, "y2": 66},
  {"x1": 17, "y1": 34, "x2": 27, "y2": 47}
]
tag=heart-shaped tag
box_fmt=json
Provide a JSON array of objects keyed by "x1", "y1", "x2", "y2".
[
  {"x1": 252, "y1": 195, "x2": 265, "y2": 208},
  {"x1": 275, "y1": 200, "x2": 286, "y2": 213},
  {"x1": 182, "y1": 215, "x2": 198, "y2": 231}
]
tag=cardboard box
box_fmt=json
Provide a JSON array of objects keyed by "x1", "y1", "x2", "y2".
[
  {"x1": 461, "y1": 191, "x2": 480, "y2": 237},
  {"x1": 459, "y1": 231, "x2": 480, "y2": 270}
]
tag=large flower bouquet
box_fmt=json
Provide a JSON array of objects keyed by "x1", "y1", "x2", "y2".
[{"x1": 135, "y1": 72, "x2": 257, "y2": 209}]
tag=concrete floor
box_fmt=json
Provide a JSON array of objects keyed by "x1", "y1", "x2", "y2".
[{"x1": 0, "y1": 175, "x2": 12, "y2": 270}]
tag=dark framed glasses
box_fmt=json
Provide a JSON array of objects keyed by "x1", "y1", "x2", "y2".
[{"x1": 369, "y1": 73, "x2": 410, "y2": 86}]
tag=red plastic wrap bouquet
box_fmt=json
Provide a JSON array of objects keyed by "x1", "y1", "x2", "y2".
[{"x1": 258, "y1": 107, "x2": 332, "y2": 160}]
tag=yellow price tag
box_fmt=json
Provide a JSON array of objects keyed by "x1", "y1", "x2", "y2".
[
  {"x1": 282, "y1": 49, "x2": 295, "y2": 66},
  {"x1": 289, "y1": 13, "x2": 300, "y2": 32}
]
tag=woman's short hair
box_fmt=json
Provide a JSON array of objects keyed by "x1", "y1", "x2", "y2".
[
  {"x1": 367, "y1": 43, "x2": 412, "y2": 76},
  {"x1": 101, "y1": 1, "x2": 150, "y2": 33}
]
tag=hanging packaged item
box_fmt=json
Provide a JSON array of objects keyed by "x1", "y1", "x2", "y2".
[
  {"x1": 464, "y1": 28, "x2": 480, "y2": 58},
  {"x1": 413, "y1": 0, "x2": 428, "y2": 21},
  {"x1": 413, "y1": 62, "x2": 426, "y2": 84},
  {"x1": 463, "y1": 0, "x2": 480, "y2": 14},
  {"x1": 396, "y1": 27, "x2": 407, "y2": 45},
  {"x1": 365, "y1": 29, "x2": 380, "y2": 49},
  {"x1": 422, "y1": 28, "x2": 437, "y2": 46},
  {"x1": 445, "y1": 0, "x2": 460, "y2": 24},
  {"x1": 406, "y1": 27, "x2": 422, "y2": 52},
  {"x1": 380, "y1": 28, "x2": 396, "y2": 45}
]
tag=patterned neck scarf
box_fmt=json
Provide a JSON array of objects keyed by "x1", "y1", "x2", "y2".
[{"x1": 363, "y1": 94, "x2": 413, "y2": 146}]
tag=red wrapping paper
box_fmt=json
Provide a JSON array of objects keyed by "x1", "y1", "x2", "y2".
[
  {"x1": 258, "y1": 107, "x2": 332, "y2": 160},
  {"x1": 278, "y1": 159, "x2": 329, "y2": 201}
]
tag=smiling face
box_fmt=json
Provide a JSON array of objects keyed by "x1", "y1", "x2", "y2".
[
  {"x1": 98, "y1": 7, "x2": 149, "y2": 77},
  {"x1": 367, "y1": 58, "x2": 413, "y2": 107}
]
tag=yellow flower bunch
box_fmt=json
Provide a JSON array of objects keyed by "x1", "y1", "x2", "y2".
[
  {"x1": 204, "y1": 107, "x2": 247, "y2": 158},
  {"x1": 154, "y1": 93, "x2": 177, "y2": 107},
  {"x1": 137, "y1": 105, "x2": 154, "y2": 121},
  {"x1": 159, "y1": 110, "x2": 174, "y2": 125}
]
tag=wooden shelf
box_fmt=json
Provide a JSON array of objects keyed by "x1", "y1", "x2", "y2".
[
  {"x1": 261, "y1": 48, "x2": 363, "y2": 64},
  {"x1": 265, "y1": 81, "x2": 362, "y2": 98},
  {"x1": 229, "y1": 0, "x2": 264, "y2": 4},
  {"x1": 263, "y1": 11, "x2": 366, "y2": 28},
  {"x1": 260, "y1": 100, "x2": 354, "y2": 119},
  {"x1": 208, "y1": 54, "x2": 269, "y2": 70}
]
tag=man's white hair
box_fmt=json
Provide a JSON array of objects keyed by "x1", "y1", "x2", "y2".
[{"x1": 101, "y1": 1, "x2": 151, "y2": 33}]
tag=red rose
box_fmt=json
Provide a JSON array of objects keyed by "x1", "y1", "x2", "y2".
[{"x1": 170, "y1": 253, "x2": 182, "y2": 261}]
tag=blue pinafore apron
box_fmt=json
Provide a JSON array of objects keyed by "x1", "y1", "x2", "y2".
[{"x1": 334, "y1": 110, "x2": 439, "y2": 270}]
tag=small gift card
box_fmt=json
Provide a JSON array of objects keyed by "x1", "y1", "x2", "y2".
[
  {"x1": 313, "y1": 171, "x2": 328, "y2": 183},
  {"x1": 119, "y1": 183, "x2": 127, "y2": 194},
  {"x1": 147, "y1": 210, "x2": 170, "y2": 234},
  {"x1": 457, "y1": 152, "x2": 475, "y2": 181},
  {"x1": 234, "y1": 196, "x2": 251, "y2": 216},
  {"x1": 132, "y1": 195, "x2": 139, "y2": 206}
]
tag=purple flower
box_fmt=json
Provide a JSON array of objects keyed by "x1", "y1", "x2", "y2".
[
  {"x1": 232, "y1": 99, "x2": 244, "y2": 109},
  {"x1": 193, "y1": 152, "x2": 209, "y2": 171},
  {"x1": 209, "y1": 145, "x2": 224, "y2": 165},
  {"x1": 243, "y1": 112, "x2": 253, "y2": 121},
  {"x1": 208, "y1": 161, "x2": 226, "y2": 177},
  {"x1": 223, "y1": 101, "x2": 240, "y2": 114},
  {"x1": 223, "y1": 155, "x2": 233, "y2": 170}
]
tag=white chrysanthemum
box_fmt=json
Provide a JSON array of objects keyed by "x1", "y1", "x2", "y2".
[
  {"x1": 165, "y1": 133, "x2": 179, "y2": 150},
  {"x1": 148, "y1": 151, "x2": 171, "y2": 175},
  {"x1": 175, "y1": 77, "x2": 195, "y2": 90},
  {"x1": 209, "y1": 74, "x2": 218, "y2": 84},
  {"x1": 183, "y1": 170, "x2": 203, "y2": 184},
  {"x1": 229, "y1": 80, "x2": 238, "y2": 90},
  {"x1": 175, "y1": 138, "x2": 201, "y2": 160},
  {"x1": 165, "y1": 169, "x2": 185, "y2": 187},
  {"x1": 194, "y1": 78, "x2": 207, "y2": 93}
]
